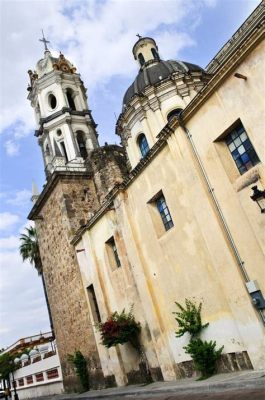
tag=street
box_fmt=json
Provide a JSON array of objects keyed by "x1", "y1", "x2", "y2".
[{"x1": 114, "y1": 388, "x2": 265, "y2": 400}]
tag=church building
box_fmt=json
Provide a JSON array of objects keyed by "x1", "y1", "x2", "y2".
[{"x1": 28, "y1": 3, "x2": 265, "y2": 390}]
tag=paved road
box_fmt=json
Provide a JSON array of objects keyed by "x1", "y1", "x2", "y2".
[{"x1": 117, "y1": 388, "x2": 265, "y2": 400}]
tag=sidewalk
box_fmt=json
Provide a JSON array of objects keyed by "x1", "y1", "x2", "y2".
[{"x1": 39, "y1": 369, "x2": 265, "y2": 399}]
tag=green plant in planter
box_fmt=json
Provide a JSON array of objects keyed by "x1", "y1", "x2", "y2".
[
  {"x1": 184, "y1": 338, "x2": 224, "y2": 379},
  {"x1": 173, "y1": 299, "x2": 209, "y2": 338},
  {"x1": 97, "y1": 308, "x2": 141, "y2": 350},
  {"x1": 68, "y1": 351, "x2": 89, "y2": 391}
]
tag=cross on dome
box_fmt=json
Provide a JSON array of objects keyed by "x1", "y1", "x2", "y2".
[
  {"x1": 39, "y1": 29, "x2": 50, "y2": 52},
  {"x1": 136, "y1": 33, "x2": 142, "y2": 39}
]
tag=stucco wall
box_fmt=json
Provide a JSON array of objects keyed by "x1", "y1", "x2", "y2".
[{"x1": 75, "y1": 36, "x2": 265, "y2": 384}]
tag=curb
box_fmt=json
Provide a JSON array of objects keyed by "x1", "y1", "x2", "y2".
[{"x1": 59, "y1": 376, "x2": 265, "y2": 399}]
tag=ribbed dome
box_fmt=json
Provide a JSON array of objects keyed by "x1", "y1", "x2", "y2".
[{"x1": 123, "y1": 60, "x2": 204, "y2": 107}]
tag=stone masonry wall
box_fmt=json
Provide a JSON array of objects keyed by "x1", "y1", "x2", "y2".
[
  {"x1": 34, "y1": 174, "x2": 104, "y2": 391},
  {"x1": 88, "y1": 145, "x2": 128, "y2": 204}
]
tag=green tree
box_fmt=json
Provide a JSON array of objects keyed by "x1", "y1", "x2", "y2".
[
  {"x1": 19, "y1": 226, "x2": 54, "y2": 336},
  {"x1": 0, "y1": 352, "x2": 15, "y2": 380}
]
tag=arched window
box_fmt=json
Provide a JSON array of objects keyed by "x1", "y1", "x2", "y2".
[
  {"x1": 151, "y1": 48, "x2": 159, "y2": 60},
  {"x1": 45, "y1": 144, "x2": 50, "y2": 156},
  {"x1": 60, "y1": 141, "x2": 68, "y2": 162},
  {"x1": 66, "y1": 89, "x2": 76, "y2": 111},
  {"x1": 76, "y1": 131, "x2": 88, "y2": 159},
  {"x1": 138, "y1": 134, "x2": 149, "y2": 158},
  {"x1": 138, "y1": 53, "x2": 145, "y2": 67},
  {"x1": 167, "y1": 108, "x2": 183, "y2": 122}
]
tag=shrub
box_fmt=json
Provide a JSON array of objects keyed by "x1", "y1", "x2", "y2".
[
  {"x1": 173, "y1": 299, "x2": 209, "y2": 338},
  {"x1": 68, "y1": 351, "x2": 89, "y2": 391},
  {"x1": 184, "y1": 338, "x2": 224, "y2": 378},
  {"x1": 97, "y1": 308, "x2": 141, "y2": 350}
]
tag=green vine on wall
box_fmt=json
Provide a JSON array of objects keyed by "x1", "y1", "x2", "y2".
[
  {"x1": 68, "y1": 350, "x2": 89, "y2": 391},
  {"x1": 174, "y1": 299, "x2": 223, "y2": 379},
  {"x1": 173, "y1": 299, "x2": 209, "y2": 338}
]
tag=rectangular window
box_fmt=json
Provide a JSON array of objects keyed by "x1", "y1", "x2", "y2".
[
  {"x1": 225, "y1": 123, "x2": 259, "y2": 174},
  {"x1": 156, "y1": 195, "x2": 174, "y2": 231},
  {"x1": 87, "y1": 284, "x2": 101, "y2": 323},
  {"x1": 35, "y1": 373, "x2": 44, "y2": 382},
  {"x1": 106, "y1": 237, "x2": 121, "y2": 269},
  {"x1": 26, "y1": 376, "x2": 33, "y2": 385},
  {"x1": 47, "y1": 369, "x2": 59, "y2": 380},
  {"x1": 18, "y1": 378, "x2": 24, "y2": 387}
]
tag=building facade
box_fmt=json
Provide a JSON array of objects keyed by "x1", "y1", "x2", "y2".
[
  {"x1": 29, "y1": 3, "x2": 265, "y2": 390},
  {"x1": 1, "y1": 332, "x2": 63, "y2": 399}
]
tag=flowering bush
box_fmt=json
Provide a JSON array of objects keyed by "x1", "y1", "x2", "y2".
[{"x1": 97, "y1": 309, "x2": 141, "y2": 349}]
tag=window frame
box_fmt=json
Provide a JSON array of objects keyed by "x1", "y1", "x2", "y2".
[
  {"x1": 138, "y1": 133, "x2": 150, "y2": 158},
  {"x1": 87, "y1": 284, "x2": 101, "y2": 323},
  {"x1": 66, "y1": 88, "x2": 76, "y2": 111},
  {"x1": 138, "y1": 53, "x2": 145, "y2": 66},
  {"x1": 156, "y1": 195, "x2": 174, "y2": 231},
  {"x1": 106, "y1": 236, "x2": 121, "y2": 270},
  {"x1": 225, "y1": 122, "x2": 260, "y2": 175},
  {"x1": 167, "y1": 108, "x2": 183, "y2": 122},
  {"x1": 76, "y1": 131, "x2": 88, "y2": 159}
]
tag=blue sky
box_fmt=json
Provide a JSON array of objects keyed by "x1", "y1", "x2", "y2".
[{"x1": 0, "y1": 0, "x2": 260, "y2": 349}]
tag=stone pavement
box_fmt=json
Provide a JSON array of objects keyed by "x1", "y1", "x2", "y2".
[{"x1": 37, "y1": 369, "x2": 265, "y2": 400}]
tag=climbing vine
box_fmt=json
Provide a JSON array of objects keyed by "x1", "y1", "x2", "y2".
[
  {"x1": 68, "y1": 350, "x2": 89, "y2": 391},
  {"x1": 174, "y1": 299, "x2": 223, "y2": 379}
]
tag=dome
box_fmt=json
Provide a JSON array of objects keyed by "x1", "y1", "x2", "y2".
[
  {"x1": 123, "y1": 59, "x2": 205, "y2": 108},
  {"x1": 38, "y1": 345, "x2": 49, "y2": 352},
  {"x1": 29, "y1": 349, "x2": 39, "y2": 357},
  {"x1": 20, "y1": 353, "x2": 29, "y2": 361},
  {"x1": 14, "y1": 357, "x2": 20, "y2": 364}
]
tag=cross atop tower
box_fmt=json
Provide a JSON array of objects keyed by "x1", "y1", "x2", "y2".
[
  {"x1": 39, "y1": 29, "x2": 50, "y2": 52},
  {"x1": 136, "y1": 34, "x2": 142, "y2": 39}
]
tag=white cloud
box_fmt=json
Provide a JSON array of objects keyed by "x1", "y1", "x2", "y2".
[
  {"x1": 0, "y1": 212, "x2": 20, "y2": 230},
  {"x1": 0, "y1": 0, "x2": 217, "y2": 141},
  {"x1": 7, "y1": 189, "x2": 31, "y2": 207},
  {"x1": 0, "y1": 249, "x2": 49, "y2": 348},
  {"x1": 0, "y1": 235, "x2": 19, "y2": 250},
  {"x1": 4, "y1": 140, "x2": 19, "y2": 156}
]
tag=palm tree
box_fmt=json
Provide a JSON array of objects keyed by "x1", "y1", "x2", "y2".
[
  {"x1": 19, "y1": 226, "x2": 42, "y2": 274},
  {"x1": 19, "y1": 226, "x2": 54, "y2": 337}
]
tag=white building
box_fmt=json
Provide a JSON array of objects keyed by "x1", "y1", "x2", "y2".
[{"x1": 2, "y1": 332, "x2": 64, "y2": 399}]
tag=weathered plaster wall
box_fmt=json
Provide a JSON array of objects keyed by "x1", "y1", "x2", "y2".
[{"x1": 75, "y1": 37, "x2": 265, "y2": 384}]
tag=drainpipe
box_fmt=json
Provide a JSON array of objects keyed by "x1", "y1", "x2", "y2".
[{"x1": 177, "y1": 116, "x2": 265, "y2": 325}]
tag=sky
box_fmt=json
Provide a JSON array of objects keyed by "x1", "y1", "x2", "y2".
[{"x1": 0, "y1": 0, "x2": 260, "y2": 349}]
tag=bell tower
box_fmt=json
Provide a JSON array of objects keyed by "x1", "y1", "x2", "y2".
[
  {"x1": 27, "y1": 36, "x2": 107, "y2": 391},
  {"x1": 27, "y1": 41, "x2": 99, "y2": 177}
]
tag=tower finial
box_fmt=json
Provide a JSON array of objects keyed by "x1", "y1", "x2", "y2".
[
  {"x1": 136, "y1": 33, "x2": 142, "y2": 39},
  {"x1": 39, "y1": 29, "x2": 50, "y2": 52}
]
